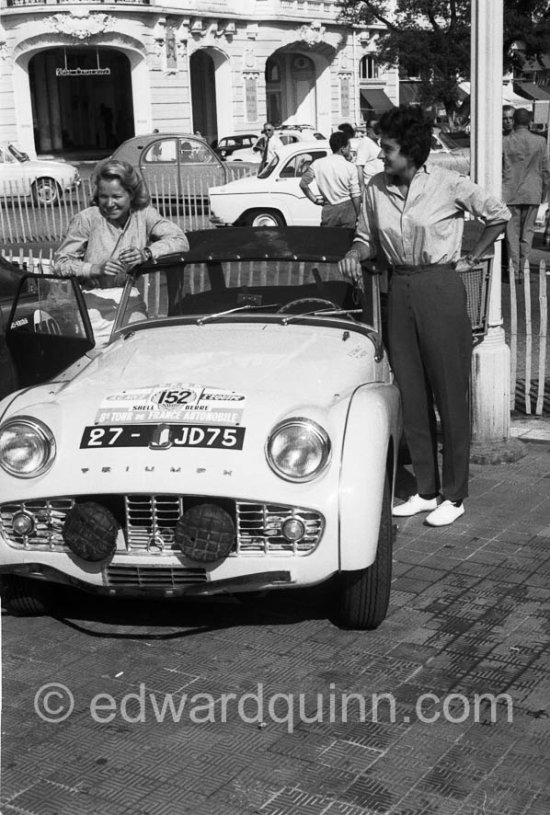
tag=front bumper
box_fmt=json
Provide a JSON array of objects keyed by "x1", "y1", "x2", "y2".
[{"x1": 0, "y1": 491, "x2": 337, "y2": 596}]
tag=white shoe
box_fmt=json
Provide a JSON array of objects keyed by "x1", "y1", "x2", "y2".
[
  {"x1": 392, "y1": 494, "x2": 438, "y2": 517},
  {"x1": 426, "y1": 500, "x2": 465, "y2": 527}
]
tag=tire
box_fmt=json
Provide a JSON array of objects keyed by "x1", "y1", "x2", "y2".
[
  {"x1": 1, "y1": 575, "x2": 55, "y2": 616},
  {"x1": 32, "y1": 177, "x2": 62, "y2": 206},
  {"x1": 245, "y1": 210, "x2": 285, "y2": 228},
  {"x1": 337, "y1": 473, "x2": 393, "y2": 630}
]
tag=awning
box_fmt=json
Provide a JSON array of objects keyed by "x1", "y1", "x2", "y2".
[
  {"x1": 360, "y1": 88, "x2": 394, "y2": 114},
  {"x1": 514, "y1": 81, "x2": 550, "y2": 101}
]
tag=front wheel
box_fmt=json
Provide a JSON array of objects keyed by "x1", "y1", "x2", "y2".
[
  {"x1": 336, "y1": 474, "x2": 393, "y2": 630},
  {"x1": 244, "y1": 210, "x2": 285, "y2": 228},
  {"x1": 32, "y1": 177, "x2": 62, "y2": 206},
  {"x1": 1, "y1": 575, "x2": 55, "y2": 616}
]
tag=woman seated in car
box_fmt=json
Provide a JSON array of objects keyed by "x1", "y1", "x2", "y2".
[{"x1": 54, "y1": 159, "x2": 188, "y2": 345}]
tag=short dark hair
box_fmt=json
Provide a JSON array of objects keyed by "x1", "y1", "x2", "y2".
[
  {"x1": 91, "y1": 159, "x2": 150, "y2": 209},
  {"x1": 338, "y1": 122, "x2": 355, "y2": 138},
  {"x1": 514, "y1": 108, "x2": 531, "y2": 127},
  {"x1": 378, "y1": 105, "x2": 432, "y2": 168},
  {"x1": 330, "y1": 130, "x2": 349, "y2": 153}
]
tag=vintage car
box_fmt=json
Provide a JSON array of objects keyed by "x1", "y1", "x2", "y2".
[
  {"x1": 0, "y1": 227, "x2": 401, "y2": 630},
  {"x1": 212, "y1": 134, "x2": 258, "y2": 159},
  {"x1": 209, "y1": 141, "x2": 332, "y2": 227},
  {"x1": 226, "y1": 126, "x2": 326, "y2": 163},
  {"x1": 0, "y1": 144, "x2": 80, "y2": 205},
  {"x1": 108, "y1": 133, "x2": 250, "y2": 202}
]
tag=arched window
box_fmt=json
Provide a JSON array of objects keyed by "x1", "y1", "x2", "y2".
[{"x1": 360, "y1": 55, "x2": 379, "y2": 80}]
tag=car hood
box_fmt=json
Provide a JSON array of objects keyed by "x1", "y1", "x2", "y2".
[
  {"x1": 7, "y1": 323, "x2": 378, "y2": 419},
  {"x1": 27, "y1": 158, "x2": 77, "y2": 173},
  {"x1": 210, "y1": 175, "x2": 264, "y2": 195}
]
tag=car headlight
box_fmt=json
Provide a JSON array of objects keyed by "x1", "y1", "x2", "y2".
[
  {"x1": 0, "y1": 417, "x2": 56, "y2": 478},
  {"x1": 266, "y1": 418, "x2": 331, "y2": 482}
]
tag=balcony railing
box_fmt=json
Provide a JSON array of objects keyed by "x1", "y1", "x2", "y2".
[{"x1": 5, "y1": 0, "x2": 151, "y2": 6}]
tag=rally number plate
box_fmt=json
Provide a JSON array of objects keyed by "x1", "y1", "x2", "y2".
[{"x1": 80, "y1": 424, "x2": 245, "y2": 450}]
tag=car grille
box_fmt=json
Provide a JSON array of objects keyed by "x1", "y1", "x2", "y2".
[
  {"x1": 0, "y1": 495, "x2": 324, "y2": 556},
  {"x1": 105, "y1": 565, "x2": 207, "y2": 588}
]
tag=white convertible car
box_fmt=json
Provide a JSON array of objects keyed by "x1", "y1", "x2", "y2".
[{"x1": 0, "y1": 228, "x2": 401, "y2": 629}]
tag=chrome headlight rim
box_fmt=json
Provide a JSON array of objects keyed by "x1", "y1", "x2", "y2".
[
  {"x1": 0, "y1": 416, "x2": 56, "y2": 479},
  {"x1": 266, "y1": 416, "x2": 331, "y2": 483}
]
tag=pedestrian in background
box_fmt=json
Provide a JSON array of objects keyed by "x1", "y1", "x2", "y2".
[
  {"x1": 257, "y1": 123, "x2": 283, "y2": 171},
  {"x1": 300, "y1": 130, "x2": 361, "y2": 228},
  {"x1": 502, "y1": 107, "x2": 550, "y2": 280},
  {"x1": 502, "y1": 105, "x2": 515, "y2": 137},
  {"x1": 54, "y1": 159, "x2": 188, "y2": 346},
  {"x1": 355, "y1": 122, "x2": 384, "y2": 194},
  {"x1": 339, "y1": 105, "x2": 510, "y2": 527}
]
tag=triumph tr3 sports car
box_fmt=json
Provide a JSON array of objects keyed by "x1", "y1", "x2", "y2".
[{"x1": 0, "y1": 227, "x2": 401, "y2": 630}]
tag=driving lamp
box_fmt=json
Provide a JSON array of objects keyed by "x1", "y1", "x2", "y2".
[
  {"x1": 266, "y1": 418, "x2": 330, "y2": 482},
  {"x1": 0, "y1": 417, "x2": 56, "y2": 478}
]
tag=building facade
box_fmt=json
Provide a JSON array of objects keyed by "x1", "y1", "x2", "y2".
[{"x1": 0, "y1": 0, "x2": 397, "y2": 156}]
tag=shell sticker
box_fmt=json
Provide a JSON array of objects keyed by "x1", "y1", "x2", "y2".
[{"x1": 95, "y1": 384, "x2": 245, "y2": 426}]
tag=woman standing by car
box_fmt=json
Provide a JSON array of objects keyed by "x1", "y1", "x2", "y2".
[
  {"x1": 339, "y1": 106, "x2": 510, "y2": 527},
  {"x1": 54, "y1": 159, "x2": 188, "y2": 345}
]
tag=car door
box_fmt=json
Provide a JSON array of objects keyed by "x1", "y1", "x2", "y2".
[
  {"x1": 175, "y1": 137, "x2": 228, "y2": 200},
  {"x1": 272, "y1": 149, "x2": 328, "y2": 226},
  {"x1": 5, "y1": 275, "x2": 95, "y2": 389},
  {"x1": 138, "y1": 136, "x2": 228, "y2": 201}
]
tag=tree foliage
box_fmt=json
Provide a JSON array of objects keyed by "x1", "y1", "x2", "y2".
[{"x1": 339, "y1": 0, "x2": 550, "y2": 121}]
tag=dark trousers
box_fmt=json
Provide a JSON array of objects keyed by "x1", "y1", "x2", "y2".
[
  {"x1": 387, "y1": 266, "x2": 472, "y2": 502},
  {"x1": 320, "y1": 200, "x2": 357, "y2": 228}
]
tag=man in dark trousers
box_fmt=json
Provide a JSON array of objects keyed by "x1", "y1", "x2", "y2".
[
  {"x1": 300, "y1": 130, "x2": 361, "y2": 228},
  {"x1": 502, "y1": 107, "x2": 550, "y2": 279}
]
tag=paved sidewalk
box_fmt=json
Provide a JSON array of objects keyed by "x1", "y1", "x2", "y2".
[{"x1": 2, "y1": 434, "x2": 550, "y2": 815}]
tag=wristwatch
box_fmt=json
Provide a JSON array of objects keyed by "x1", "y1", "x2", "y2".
[{"x1": 142, "y1": 247, "x2": 153, "y2": 263}]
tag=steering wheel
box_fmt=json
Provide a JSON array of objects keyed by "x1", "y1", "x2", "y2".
[{"x1": 277, "y1": 298, "x2": 340, "y2": 315}]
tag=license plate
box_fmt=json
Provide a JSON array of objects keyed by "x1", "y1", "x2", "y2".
[{"x1": 80, "y1": 424, "x2": 245, "y2": 450}]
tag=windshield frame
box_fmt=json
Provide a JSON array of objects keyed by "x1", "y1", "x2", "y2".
[{"x1": 111, "y1": 261, "x2": 381, "y2": 346}]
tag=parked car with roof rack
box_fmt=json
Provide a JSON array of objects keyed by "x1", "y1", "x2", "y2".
[
  {"x1": 210, "y1": 141, "x2": 332, "y2": 227},
  {"x1": 226, "y1": 127, "x2": 326, "y2": 163}
]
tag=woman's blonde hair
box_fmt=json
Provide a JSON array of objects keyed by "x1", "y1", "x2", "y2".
[{"x1": 91, "y1": 159, "x2": 150, "y2": 209}]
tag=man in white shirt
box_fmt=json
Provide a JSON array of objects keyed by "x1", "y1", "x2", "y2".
[
  {"x1": 257, "y1": 123, "x2": 284, "y2": 171},
  {"x1": 355, "y1": 122, "x2": 384, "y2": 193},
  {"x1": 299, "y1": 131, "x2": 361, "y2": 228}
]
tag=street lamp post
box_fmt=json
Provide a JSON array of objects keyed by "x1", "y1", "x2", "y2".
[{"x1": 470, "y1": 0, "x2": 524, "y2": 462}]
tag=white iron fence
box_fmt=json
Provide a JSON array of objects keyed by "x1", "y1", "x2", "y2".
[{"x1": 0, "y1": 164, "x2": 252, "y2": 243}]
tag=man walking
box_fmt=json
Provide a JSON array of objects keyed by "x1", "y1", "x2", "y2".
[
  {"x1": 502, "y1": 108, "x2": 550, "y2": 278},
  {"x1": 300, "y1": 131, "x2": 361, "y2": 228},
  {"x1": 257, "y1": 123, "x2": 283, "y2": 171}
]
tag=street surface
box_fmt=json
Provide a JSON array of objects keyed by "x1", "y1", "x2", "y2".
[{"x1": 2, "y1": 440, "x2": 550, "y2": 814}]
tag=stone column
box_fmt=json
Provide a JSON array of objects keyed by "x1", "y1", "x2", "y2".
[{"x1": 470, "y1": 0, "x2": 524, "y2": 462}]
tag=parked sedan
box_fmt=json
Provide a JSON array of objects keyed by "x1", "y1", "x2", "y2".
[
  {"x1": 213, "y1": 134, "x2": 258, "y2": 159},
  {"x1": 0, "y1": 227, "x2": 401, "y2": 630},
  {"x1": 226, "y1": 128, "x2": 326, "y2": 163},
  {"x1": 109, "y1": 133, "x2": 230, "y2": 200},
  {"x1": 209, "y1": 141, "x2": 332, "y2": 227},
  {"x1": 0, "y1": 144, "x2": 80, "y2": 205}
]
